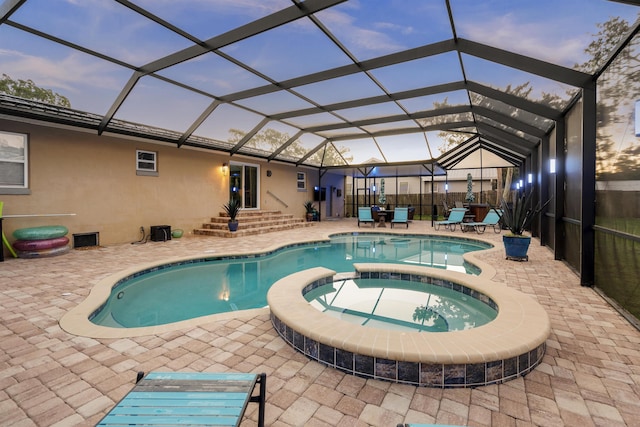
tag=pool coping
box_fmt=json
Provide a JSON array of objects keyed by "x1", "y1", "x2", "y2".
[
  {"x1": 269, "y1": 264, "x2": 550, "y2": 364},
  {"x1": 59, "y1": 232, "x2": 500, "y2": 339},
  {"x1": 268, "y1": 263, "x2": 551, "y2": 387}
]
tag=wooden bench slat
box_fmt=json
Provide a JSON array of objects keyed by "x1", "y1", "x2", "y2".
[
  {"x1": 105, "y1": 406, "x2": 242, "y2": 416},
  {"x1": 98, "y1": 414, "x2": 239, "y2": 425},
  {"x1": 135, "y1": 384, "x2": 254, "y2": 393},
  {"x1": 111, "y1": 398, "x2": 241, "y2": 407},
  {"x1": 145, "y1": 372, "x2": 256, "y2": 381},
  {"x1": 125, "y1": 391, "x2": 250, "y2": 400}
]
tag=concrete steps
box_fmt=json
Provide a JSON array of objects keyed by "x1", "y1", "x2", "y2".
[{"x1": 193, "y1": 209, "x2": 316, "y2": 238}]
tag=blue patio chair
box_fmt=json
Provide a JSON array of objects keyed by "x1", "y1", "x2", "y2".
[
  {"x1": 391, "y1": 207, "x2": 409, "y2": 228},
  {"x1": 434, "y1": 208, "x2": 467, "y2": 231},
  {"x1": 358, "y1": 207, "x2": 375, "y2": 227},
  {"x1": 462, "y1": 208, "x2": 503, "y2": 234}
]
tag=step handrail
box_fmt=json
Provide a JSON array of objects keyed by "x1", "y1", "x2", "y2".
[{"x1": 267, "y1": 190, "x2": 288, "y2": 208}]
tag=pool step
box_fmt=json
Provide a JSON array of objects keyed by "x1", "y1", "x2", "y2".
[{"x1": 193, "y1": 210, "x2": 316, "y2": 238}]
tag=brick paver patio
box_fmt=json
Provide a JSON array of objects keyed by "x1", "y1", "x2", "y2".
[{"x1": 1, "y1": 218, "x2": 639, "y2": 426}]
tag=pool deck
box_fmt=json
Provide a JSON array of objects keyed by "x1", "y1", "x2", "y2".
[{"x1": 1, "y1": 218, "x2": 639, "y2": 426}]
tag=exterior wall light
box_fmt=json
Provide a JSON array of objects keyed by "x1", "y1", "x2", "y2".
[
  {"x1": 222, "y1": 163, "x2": 228, "y2": 176},
  {"x1": 549, "y1": 158, "x2": 556, "y2": 174},
  {"x1": 528, "y1": 173, "x2": 533, "y2": 184}
]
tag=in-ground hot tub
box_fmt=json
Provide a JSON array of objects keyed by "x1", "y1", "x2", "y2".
[{"x1": 268, "y1": 263, "x2": 550, "y2": 388}]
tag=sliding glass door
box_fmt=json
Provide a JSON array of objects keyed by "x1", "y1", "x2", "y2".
[{"x1": 229, "y1": 163, "x2": 259, "y2": 209}]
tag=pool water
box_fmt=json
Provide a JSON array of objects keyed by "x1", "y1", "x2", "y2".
[
  {"x1": 91, "y1": 233, "x2": 491, "y2": 328},
  {"x1": 304, "y1": 278, "x2": 497, "y2": 332}
]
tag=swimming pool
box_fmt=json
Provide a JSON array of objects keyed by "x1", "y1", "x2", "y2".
[{"x1": 89, "y1": 233, "x2": 492, "y2": 328}]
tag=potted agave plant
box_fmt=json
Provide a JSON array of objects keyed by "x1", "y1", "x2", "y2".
[
  {"x1": 303, "y1": 200, "x2": 315, "y2": 222},
  {"x1": 499, "y1": 191, "x2": 550, "y2": 261},
  {"x1": 223, "y1": 198, "x2": 241, "y2": 232}
]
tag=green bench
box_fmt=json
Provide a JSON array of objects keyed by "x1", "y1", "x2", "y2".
[{"x1": 97, "y1": 371, "x2": 266, "y2": 427}]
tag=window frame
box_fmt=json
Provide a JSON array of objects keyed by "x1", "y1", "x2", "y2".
[
  {"x1": 296, "y1": 171, "x2": 306, "y2": 191},
  {"x1": 0, "y1": 130, "x2": 29, "y2": 195},
  {"x1": 136, "y1": 149, "x2": 158, "y2": 176}
]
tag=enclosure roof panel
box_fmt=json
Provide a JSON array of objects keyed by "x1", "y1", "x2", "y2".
[{"x1": 1, "y1": 0, "x2": 638, "y2": 173}]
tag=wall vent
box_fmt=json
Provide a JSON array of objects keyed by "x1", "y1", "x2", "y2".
[{"x1": 73, "y1": 232, "x2": 99, "y2": 248}]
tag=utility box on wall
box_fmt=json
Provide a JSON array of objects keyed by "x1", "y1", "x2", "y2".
[{"x1": 150, "y1": 225, "x2": 171, "y2": 242}]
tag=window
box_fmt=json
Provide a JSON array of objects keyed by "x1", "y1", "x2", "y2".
[
  {"x1": 136, "y1": 149, "x2": 158, "y2": 176},
  {"x1": 0, "y1": 131, "x2": 29, "y2": 194},
  {"x1": 297, "y1": 172, "x2": 306, "y2": 190}
]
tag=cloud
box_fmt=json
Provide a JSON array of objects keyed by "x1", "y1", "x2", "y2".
[
  {"x1": 460, "y1": 13, "x2": 590, "y2": 66},
  {"x1": 317, "y1": 8, "x2": 406, "y2": 55},
  {"x1": 0, "y1": 48, "x2": 123, "y2": 93},
  {"x1": 374, "y1": 21, "x2": 416, "y2": 37},
  {"x1": 130, "y1": 0, "x2": 289, "y2": 20}
]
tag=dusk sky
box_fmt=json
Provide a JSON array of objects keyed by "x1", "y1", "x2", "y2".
[{"x1": 1, "y1": 0, "x2": 638, "y2": 165}]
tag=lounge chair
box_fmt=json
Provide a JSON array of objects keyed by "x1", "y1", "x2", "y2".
[
  {"x1": 434, "y1": 208, "x2": 467, "y2": 231},
  {"x1": 462, "y1": 208, "x2": 503, "y2": 234},
  {"x1": 391, "y1": 207, "x2": 409, "y2": 228},
  {"x1": 97, "y1": 371, "x2": 266, "y2": 427},
  {"x1": 357, "y1": 207, "x2": 374, "y2": 227}
]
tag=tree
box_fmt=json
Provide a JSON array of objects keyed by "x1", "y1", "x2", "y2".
[
  {"x1": 0, "y1": 74, "x2": 71, "y2": 107},
  {"x1": 227, "y1": 127, "x2": 353, "y2": 166},
  {"x1": 428, "y1": 97, "x2": 474, "y2": 155},
  {"x1": 575, "y1": 16, "x2": 640, "y2": 179},
  {"x1": 429, "y1": 83, "x2": 564, "y2": 156}
]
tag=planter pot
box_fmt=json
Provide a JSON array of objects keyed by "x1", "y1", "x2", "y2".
[
  {"x1": 503, "y1": 235, "x2": 531, "y2": 261},
  {"x1": 228, "y1": 221, "x2": 239, "y2": 232}
]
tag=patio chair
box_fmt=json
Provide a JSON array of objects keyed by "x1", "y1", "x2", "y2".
[
  {"x1": 434, "y1": 208, "x2": 467, "y2": 231},
  {"x1": 371, "y1": 205, "x2": 381, "y2": 221},
  {"x1": 97, "y1": 371, "x2": 266, "y2": 427},
  {"x1": 442, "y1": 200, "x2": 451, "y2": 218},
  {"x1": 455, "y1": 201, "x2": 464, "y2": 208},
  {"x1": 390, "y1": 207, "x2": 409, "y2": 228},
  {"x1": 461, "y1": 208, "x2": 503, "y2": 234},
  {"x1": 358, "y1": 207, "x2": 375, "y2": 227}
]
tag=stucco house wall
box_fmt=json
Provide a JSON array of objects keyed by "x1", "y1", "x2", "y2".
[{"x1": 0, "y1": 118, "x2": 322, "y2": 254}]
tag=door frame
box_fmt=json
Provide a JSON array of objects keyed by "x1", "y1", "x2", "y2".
[{"x1": 229, "y1": 161, "x2": 260, "y2": 210}]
